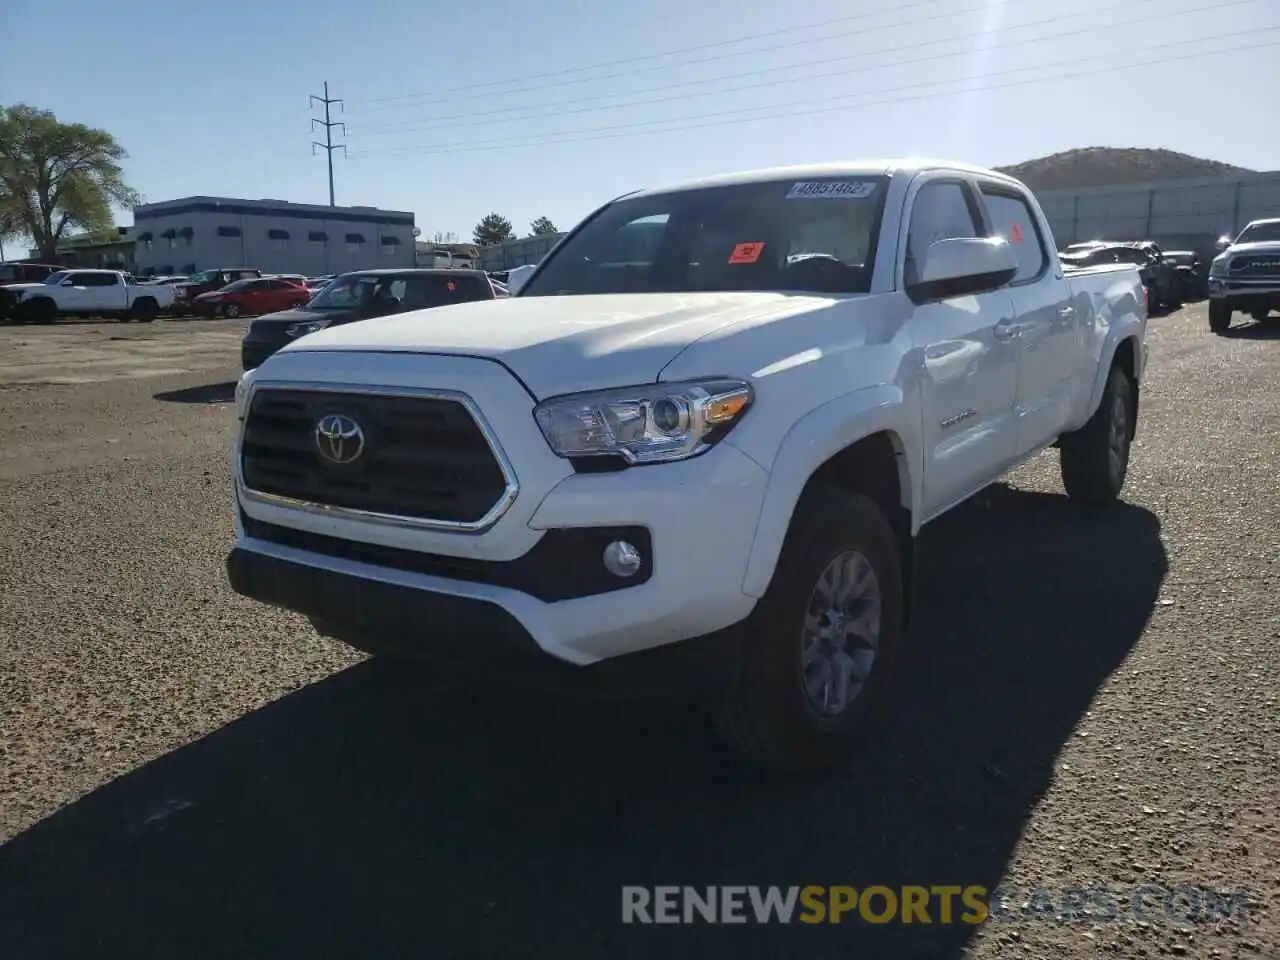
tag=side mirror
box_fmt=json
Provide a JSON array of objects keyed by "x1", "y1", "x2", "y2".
[
  {"x1": 907, "y1": 237, "x2": 1019, "y2": 302},
  {"x1": 1216, "y1": 235, "x2": 1233, "y2": 251}
]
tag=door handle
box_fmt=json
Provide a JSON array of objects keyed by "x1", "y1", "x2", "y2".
[{"x1": 993, "y1": 319, "x2": 1021, "y2": 341}]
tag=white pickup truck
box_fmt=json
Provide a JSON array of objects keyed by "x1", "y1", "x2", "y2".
[
  {"x1": 227, "y1": 160, "x2": 1147, "y2": 771},
  {"x1": 9, "y1": 268, "x2": 175, "y2": 324}
]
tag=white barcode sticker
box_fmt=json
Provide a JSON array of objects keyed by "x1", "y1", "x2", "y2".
[{"x1": 785, "y1": 180, "x2": 878, "y2": 200}]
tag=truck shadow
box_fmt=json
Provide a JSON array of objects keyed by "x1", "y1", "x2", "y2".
[
  {"x1": 153, "y1": 382, "x2": 237, "y2": 404},
  {"x1": 0, "y1": 484, "x2": 1166, "y2": 960},
  {"x1": 1220, "y1": 320, "x2": 1280, "y2": 340}
]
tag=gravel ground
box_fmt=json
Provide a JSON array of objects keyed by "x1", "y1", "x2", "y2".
[{"x1": 0, "y1": 307, "x2": 1276, "y2": 959}]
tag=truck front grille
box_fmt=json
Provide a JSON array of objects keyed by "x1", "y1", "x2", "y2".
[
  {"x1": 1229, "y1": 254, "x2": 1280, "y2": 277},
  {"x1": 240, "y1": 388, "x2": 512, "y2": 526}
]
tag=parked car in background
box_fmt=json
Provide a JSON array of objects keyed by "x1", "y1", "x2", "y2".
[
  {"x1": 1208, "y1": 217, "x2": 1280, "y2": 332},
  {"x1": 240, "y1": 268, "x2": 499, "y2": 370},
  {"x1": 172, "y1": 267, "x2": 263, "y2": 310},
  {"x1": 0, "y1": 262, "x2": 63, "y2": 286},
  {"x1": 192, "y1": 276, "x2": 311, "y2": 319},
  {"x1": 1122, "y1": 242, "x2": 1178, "y2": 309},
  {"x1": 1162, "y1": 251, "x2": 1206, "y2": 301},
  {"x1": 1060, "y1": 244, "x2": 1170, "y2": 310},
  {"x1": 6, "y1": 269, "x2": 175, "y2": 323}
]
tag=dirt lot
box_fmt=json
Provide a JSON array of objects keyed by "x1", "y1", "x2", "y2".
[{"x1": 0, "y1": 309, "x2": 1276, "y2": 959}]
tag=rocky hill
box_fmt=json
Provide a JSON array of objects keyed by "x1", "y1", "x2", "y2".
[{"x1": 996, "y1": 147, "x2": 1254, "y2": 191}]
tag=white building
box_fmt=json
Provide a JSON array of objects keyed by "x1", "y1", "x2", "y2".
[{"x1": 132, "y1": 196, "x2": 416, "y2": 276}]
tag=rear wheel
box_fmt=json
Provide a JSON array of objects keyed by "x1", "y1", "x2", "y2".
[
  {"x1": 130, "y1": 297, "x2": 159, "y2": 322},
  {"x1": 1209, "y1": 300, "x2": 1231, "y2": 333},
  {"x1": 710, "y1": 492, "x2": 904, "y2": 772},
  {"x1": 1059, "y1": 364, "x2": 1134, "y2": 505}
]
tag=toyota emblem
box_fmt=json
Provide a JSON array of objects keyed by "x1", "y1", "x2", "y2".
[{"x1": 314, "y1": 413, "x2": 365, "y2": 465}]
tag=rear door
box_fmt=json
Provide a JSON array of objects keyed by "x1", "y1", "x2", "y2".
[
  {"x1": 906, "y1": 175, "x2": 1021, "y2": 516},
  {"x1": 976, "y1": 182, "x2": 1079, "y2": 456}
]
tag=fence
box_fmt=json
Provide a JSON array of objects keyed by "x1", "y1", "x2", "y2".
[{"x1": 1036, "y1": 171, "x2": 1280, "y2": 258}]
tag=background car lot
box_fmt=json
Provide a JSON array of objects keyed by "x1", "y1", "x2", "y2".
[{"x1": 0, "y1": 307, "x2": 1275, "y2": 957}]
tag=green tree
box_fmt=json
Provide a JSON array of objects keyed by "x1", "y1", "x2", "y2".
[
  {"x1": 529, "y1": 216, "x2": 558, "y2": 236},
  {"x1": 0, "y1": 104, "x2": 139, "y2": 261},
  {"x1": 473, "y1": 212, "x2": 514, "y2": 247}
]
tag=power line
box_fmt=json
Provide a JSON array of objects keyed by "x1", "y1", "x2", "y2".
[
  {"x1": 355, "y1": 0, "x2": 1238, "y2": 137},
  {"x1": 310, "y1": 81, "x2": 347, "y2": 207},
  {"x1": 351, "y1": 0, "x2": 1139, "y2": 112},
  {"x1": 353, "y1": 0, "x2": 946, "y2": 106},
  {"x1": 348, "y1": 31, "x2": 1278, "y2": 160}
]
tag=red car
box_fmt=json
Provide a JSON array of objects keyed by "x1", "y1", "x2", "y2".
[{"x1": 192, "y1": 276, "x2": 311, "y2": 318}]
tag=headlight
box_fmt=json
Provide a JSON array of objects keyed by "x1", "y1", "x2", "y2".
[
  {"x1": 234, "y1": 371, "x2": 254, "y2": 420},
  {"x1": 1209, "y1": 256, "x2": 1230, "y2": 278},
  {"x1": 533, "y1": 379, "x2": 753, "y2": 465},
  {"x1": 286, "y1": 319, "x2": 331, "y2": 338}
]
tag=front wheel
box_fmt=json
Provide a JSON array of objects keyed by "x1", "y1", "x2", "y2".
[
  {"x1": 1059, "y1": 364, "x2": 1134, "y2": 505},
  {"x1": 710, "y1": 493, "x2": 904, "y2": 772},
  {"x1": 1209, "y1": 300, "x2": 1231, "y2": 333},
  {"x1": 221, "y1": 303, "x2": 241, "y2": 319}
]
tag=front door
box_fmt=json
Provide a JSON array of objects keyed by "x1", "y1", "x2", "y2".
[
  {"x1": 978, "y1": 183, "x2": 1080, "y2": 456},
  {"x1": 906, "y1": 177, "x2": 1021, "y2": 516}
]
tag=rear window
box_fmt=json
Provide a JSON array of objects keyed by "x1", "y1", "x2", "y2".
[{"x1": 522, "y1": 177, "x2": 889, "y2": 297}]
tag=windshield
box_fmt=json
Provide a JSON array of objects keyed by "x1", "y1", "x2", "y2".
[
  {"x1": 44, "y1": 271, "x2": 71, "y2": 285},
  {"x1": 1235, "y1": 222, "x2": 1280, "y2": 245},
  {"x1": 190, "y1": 269, "x2": 223, "y2": 285},
  {"x1": 306, "y1": 272, "x2": 492, "y2": 311},
  {"x1": 521, "y1": 177, "x2": 889, "y2": 297}
]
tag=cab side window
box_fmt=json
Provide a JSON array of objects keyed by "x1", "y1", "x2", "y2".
[
  {"x1": 981, "y1": 189, "x2": 1048, "y2": 283},
  {"x1": 905, "y1": 182, "x2": 981, "y2": 287}
]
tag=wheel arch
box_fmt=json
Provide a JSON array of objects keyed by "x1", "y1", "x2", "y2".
[{"x1": 739, "y1": 386, "x2": 918, "y2": 602}]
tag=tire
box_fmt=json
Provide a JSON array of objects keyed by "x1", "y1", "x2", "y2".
[
  {"x1": 710, "y1": 492, "x2": 904, "y2": 772},
  {"x1": 1059, "y1": 363, "x2": 1134, "y2": 505},
  {"x1": 1208, "y1": 300, "x2": 1231, "y2": 333},
  {"x1": 131, "y1": 297, "x2": 158, "y2": 322},
  {"x1": 222, "y1": 302, "x2": 241, "y2": 319},
  {"x1": 27, "y1": 298, "x2": 57, "y2": 325}
]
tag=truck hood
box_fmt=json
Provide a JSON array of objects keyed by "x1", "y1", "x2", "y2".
[
  {"x1": 278, "y1": 291, "x2": 838, "y2": 397},
  {"x1": 2, "y1": 282, "x2": 50, "y2": 295},
  {"x1": 1227, "y1": 241, "x2": 1280, "y2": 255}
]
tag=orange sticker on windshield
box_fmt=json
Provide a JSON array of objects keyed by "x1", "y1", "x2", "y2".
[
  {"x1": 729, "y1": 242, "x2": 765, "y2": 264},
  {"x1": 1011, "y1": 222, "x2": 1024, "y2": 245}
]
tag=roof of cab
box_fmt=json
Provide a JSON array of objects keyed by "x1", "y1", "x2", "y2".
[{"x1": 627, "y1": 158, "x2": 1026, "y2": 198}]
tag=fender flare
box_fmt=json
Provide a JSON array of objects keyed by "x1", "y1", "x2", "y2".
[
  {"x1": 737, "y1": 383, "x2": 919, "y2": 598},
  {"x1": 1085, "y1": 321, "x2": 1145, "y2": 421}
]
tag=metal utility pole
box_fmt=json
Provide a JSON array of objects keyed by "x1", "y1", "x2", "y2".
[{"x1": 310, "y1": 81, "x2": 347, "y2": 207}]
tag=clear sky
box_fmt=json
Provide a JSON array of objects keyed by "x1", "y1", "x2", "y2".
[{"x1": 2, "y1": 0, "x2": 1277, "y2": 241}]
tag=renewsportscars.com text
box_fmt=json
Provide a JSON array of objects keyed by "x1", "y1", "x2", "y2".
[{"x1": 621, "y1": 885, "x2": 1254, "y2": 926}]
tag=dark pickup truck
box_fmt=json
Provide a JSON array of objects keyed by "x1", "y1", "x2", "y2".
[{"x1": 240, "y1": 268, "x2": 500, "y2": 371}]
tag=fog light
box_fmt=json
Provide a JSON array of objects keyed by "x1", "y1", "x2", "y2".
[{"x1": 603, "y1": 540, "x2": 643, "y2": 578}]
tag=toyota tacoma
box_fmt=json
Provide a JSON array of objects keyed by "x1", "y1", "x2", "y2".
[{"x1": 227, "y1": 160, "x2": 1148, "y2": 771}]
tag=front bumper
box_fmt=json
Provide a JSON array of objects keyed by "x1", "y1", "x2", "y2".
[
  {"x1": 1208, "y1": 277, "x2": 1280, "y2": 303},
  {"x1": 241, "y1": 338, "x2": 284, "y2": 371},
  {"x1": 230, "y1": 351, "x2": 769, "y2": 666}
]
